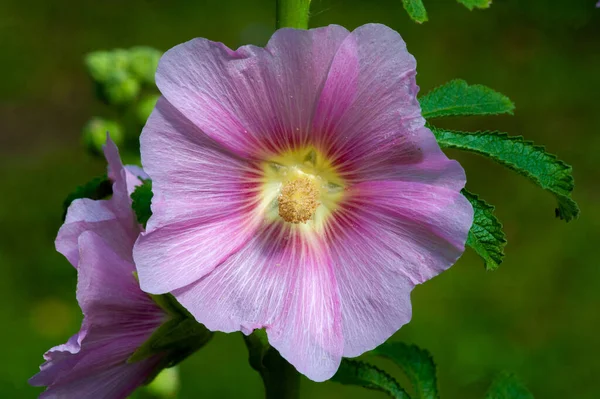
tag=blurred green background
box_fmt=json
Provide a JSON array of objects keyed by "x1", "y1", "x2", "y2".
[{"x1": 1, "y1": 0, "x2": 598, "y2": 397}]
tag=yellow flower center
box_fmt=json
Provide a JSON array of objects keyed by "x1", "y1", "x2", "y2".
[
  {"x1": 278, "y1": 177, "x2": 321, "y2": 224},
  {"x1": 260, "y1": 147, "x2": 345, "y2": 230}
]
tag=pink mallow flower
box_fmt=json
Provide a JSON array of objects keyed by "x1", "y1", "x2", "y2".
[
  {"x1": 134, "y1": 24, "x2": 474, "y2": 381},
  {"x1": 29, "y1": 139, "x2": 168, "y2": 398}
]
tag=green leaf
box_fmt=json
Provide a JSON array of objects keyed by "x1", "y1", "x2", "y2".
[
  {"x1": 420, "y1": 80, "x2": 514, "y2": 119},
  {"x1": 462, "y1": 189, "x2": 506, "y2": 271},
  {"x1": 456, "y1": 0, "x2": 492, "y2": 11},
  {"x1": 149, "y1": 292, "x2": 191, "y2": 318},
  {"x1": 332, "y1": 359, "x2": 410, "y2": 399},
  {"x1": 131, "y1": 179, "x2": 153, "y2": 227},
  {"x1": 431, "y1": 128, "x2": 580, "y2": 221},
  {"x1": 62, "y1": 175, "x2": 112, "y2": 220},
  {"x1": 372, "y1": 342, "x2": 438, "y2": 399},
  {"x1": 128, "y1": 316, "x2": 213, "y2": 366},
  {"x1": 485, "y1": 372, "x2": 534, "y2": 399},
  {"x1": 402, "y1": 0, "x2": 428, "y2": 23}
]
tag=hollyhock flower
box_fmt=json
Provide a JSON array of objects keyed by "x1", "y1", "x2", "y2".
[
  {"x1": 134, "y1": 24, "x2": 474, "y2": 381},
  {"x1": 30, "y1": 139, "x2": 168, "y2": 398}
]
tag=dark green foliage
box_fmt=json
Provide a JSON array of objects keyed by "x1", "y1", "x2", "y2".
[
  {"x1": 62, "y1": 175, "x2": 112, "y2": 220},
  {"x1": 372, "y1": 342, "x2": 439, "y2": 399},
  {"x1": 128, "y1": 316, "x2": 213, "y2": 367},
  {"x1": 332, "y1": 359, "x2": 410, "y2": 399},
  {"x1": 431, "y1": 128, "x2": 580, "y2": 221},
  {"x1": 129, "y1": 292, "x2": 213, "y2": 386},
  {"x1": 402, "y1": 0, "x2": 428, "y2": 23},
  {"x1": 485, "y1": 372, "x2": 535, "y2": 399},
  {"x1": 244, "y1": 330, "x2": 301, "y2": 398},
  {"x1": 462, "y1": 190, "x2": 507, "y2": 271},
  {"x1": 401, "y1": 1, "x2": 491, "y2": 23},
  {"x1": 131, "y1": 179, "x2": 153, "y2": 227},
  {"x1": 420, "y1": 80, "x2": 514, "y2": 118}
]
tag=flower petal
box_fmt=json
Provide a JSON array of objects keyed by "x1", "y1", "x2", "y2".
[
  {"x1": 135, "y1": 98, "x2": 262, "y2": 294},
  {"x1": 33, "y1": 339, "x2": 163, "y2": 399},
  {"x1": 56, "y1": 137, "x2": 139, "y2": 267},
  {"x1": 31, "y1": 231, "x2": 165, "y2": 399},
  {"x1": 155, "y1": 25, "x2": 350, "y2": 157},
  {"x1": 173, "y1": 223, "x2": 343, "y2": 381},
  {"x1": 327, "y1": 180, "x2": 473, "y2": 357},
  {"x1": 312, "y1": 24, "x2": 458, "y2": 186},
  {"x1": 76, "y1": 231, "x2": 164, "y2": 328}
]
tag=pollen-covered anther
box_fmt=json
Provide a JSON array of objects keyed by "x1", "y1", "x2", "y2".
[{"x1": 278, "y1": 176, "x2": 321, "y2": 224}]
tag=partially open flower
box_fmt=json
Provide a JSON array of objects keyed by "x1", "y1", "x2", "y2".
[
  {"x1": 134, "y1": 24, "x2": 474, "y2": 381},
  {"x1": 29, "y1": 139, "x2": 167, "y2": 398}
]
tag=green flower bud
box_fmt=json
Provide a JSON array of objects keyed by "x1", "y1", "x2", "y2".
[
  {"x1": 137, "y1": 93, "x2": 160, "y2": 125},
  {"x1": 104, "y1": 71, "x2": 140, "y2": 105},
  {"x1": 85, "y1": 51, "x2": 113, "y2": 83},
  {"x1": 85, "y1": 49, "x2": 130, "y2": 83},
  {"x1": 128, "y1": 46, "x2": 162, "y2": 85},
  {"x1": 111, "y1": 49, "x2": 130, "y2": 72},
  {"x1": 82, "y1": 117, "x2": 123, "y2": 155}
]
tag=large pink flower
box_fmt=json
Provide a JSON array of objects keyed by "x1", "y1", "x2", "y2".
[{"x1": 134, "y1": 24, "x2": 473, "y2": 381}]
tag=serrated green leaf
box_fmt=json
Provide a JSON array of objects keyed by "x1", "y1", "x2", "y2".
[
  {"x1": 431, "y1": 128, "x2": 580, "y2": 221},
  {"x1": 485, "y1": 372, "x2": 534, "y2": 399},
  {"x1": 402, "y1": 0, "x2": 428, "y2": 23},
  {"x1": 131, "y1": 179, "x2": 153, "y2": 227},
  {"x1": 462, "y1": 189, "x2": 506, "y2": 271},
  {"x1": 456, "y1": 0, "x2": 492, "y2": 11},
  {"x1": 62, "y1": 175, "x2": 112, "y2": 220},
  {"x1": 371, "y1": 342, "x2": 438, "y2": 399},
  {"x1": 420, "y1": 80, "x2": 514, "y2": 119},
  {"x1": 332, "y1": 359, "x2": 411, "y2": 399}
]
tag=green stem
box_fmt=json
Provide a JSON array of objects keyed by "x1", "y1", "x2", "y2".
[
  {"x1": 276, "y1": 0, "x2": 312, "y2": 29},
  {"x1": 244, "y1": 331, "x2": 301, "y2": 399}
]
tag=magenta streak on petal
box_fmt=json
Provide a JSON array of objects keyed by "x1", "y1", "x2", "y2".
[
  {"x1": 154, "y1": 25, "x2": 351, "y2": 159},
  {"x1": 310, "y1": 24, "x2": 423, "y2": 177},
  {"x1": 134, "y1": 98, "x2": 264, "y2": 294},
  {"x1": 324, "y1": 180, "x2": 473, "y2": 357},
  {"x1": 172, "y1": 222, "x2": 343, "y2": 381}
]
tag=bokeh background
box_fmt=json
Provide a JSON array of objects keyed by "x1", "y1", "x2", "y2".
[{"x1": 1, "y1": 0, "x2": 598, "y2": 397}]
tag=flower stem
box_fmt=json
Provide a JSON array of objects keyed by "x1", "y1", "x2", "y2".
[
  {"x1": 276, "y1": 0, "x2": 312, "y2": 29},
  {"x1": 244, "y1": 331, "x2": 300, "y2": 399}
]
